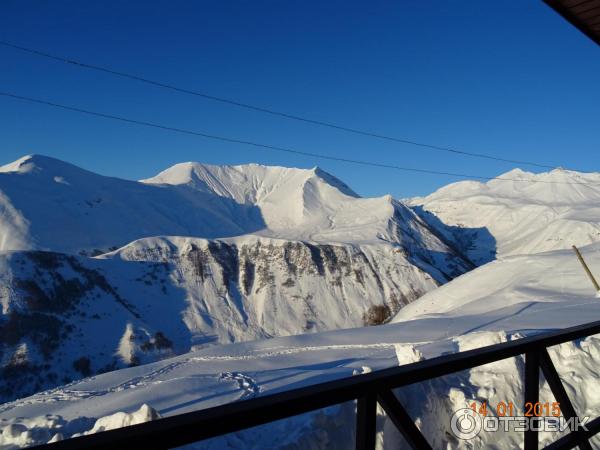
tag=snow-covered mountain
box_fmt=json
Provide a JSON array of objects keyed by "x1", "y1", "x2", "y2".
[
  {"x1": 3, "y1": 242, "x2": 599, "y2": 449},
  {"x1": 408, "y1": 168, "x2": 600, "y2": 265},
  {"x1": 4, "y1": 156, "x2": 600, "y2": 448},
  {"x1": 0, "y1": 155, "x2": 473, "y2": 403},
  {"x1": 0, "y1": 155, "x2": 469, "y2": 254},
  {"x1": 0, "y1": 155, "x2": 263, "y2": 254}
]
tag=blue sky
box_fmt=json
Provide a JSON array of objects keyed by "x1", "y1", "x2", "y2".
[{"x1": 0, "y1": 1, "x2": 598, "y2": 198}]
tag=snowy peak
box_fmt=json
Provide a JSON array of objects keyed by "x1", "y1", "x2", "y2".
[
  {"x1": 0, "y1": 154, "x2": 97, "y2": 179},
  {"x1": 141, "y1": 161, "x2": 405, "y2": 243},
  {"x1": 144, "y1": 159, "x2": 458, "y2": 252},
  {"x1": 0, "y1": 154, "x2": 36, "y2": 173},
  {"x1": 312, "y1": 167, "x2": 358, "y2": 197},
  {"x1": 0, "y1": 154, "x2": 121, "y2": 195},
  {"x1": 486, "y1": 167, "x2": 600, "y2": 204},
  {"x1": 425, "y1": 167, "x2": 600, "y2": 204},
  {"x1": 0, "y1": 155, "x2": 268, "y2": 253},
  {"x1": 409, "y1": 167, "x2": 600, "y2": 262},
  {"x1": 496, "y1": 167, "x2": 535, "y2": 179},
  {"x1": 498, "y1": 166, "x2": 591, "y2": 181},
  {"x1": 0, "y1": 154, "x2": 57, "y2": 173},
  {"x1": 142, "y1": 162, "x2": 358, "y2": 203},
  {"x1": 0, "y1": 154, "x2": 467, "y2": 260}
]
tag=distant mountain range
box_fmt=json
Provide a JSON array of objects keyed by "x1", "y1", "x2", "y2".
[
  {"x1": 0, "y1": 155, "x2": 472, "y2": 402},
  {"x1": 409, "y1": 167, "x2": 600, "y2": 264}
]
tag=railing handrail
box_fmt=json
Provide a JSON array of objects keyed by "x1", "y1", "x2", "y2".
[{"x1": 30, "y1": 319, "x2": 600, "y2": 450}]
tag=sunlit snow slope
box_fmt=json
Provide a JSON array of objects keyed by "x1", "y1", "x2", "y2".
[
  {"x1": 409, "y1": 168, "x2": 600, "y2": 264},
  {"x1": 0, "y1": 155, "x2": 469, "y2": 254}
]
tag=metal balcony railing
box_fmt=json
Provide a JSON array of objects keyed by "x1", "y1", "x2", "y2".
[{"x1": 31, "y1": 319, "x2": 600, "y2": 450}]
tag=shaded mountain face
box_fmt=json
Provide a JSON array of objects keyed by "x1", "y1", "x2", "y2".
[
  {"x1": 0, "y1": 155, "x2": 473, "y2": 402},
  {"x1": 408, "y1": 168, "x2": 600, "y2": 265}
]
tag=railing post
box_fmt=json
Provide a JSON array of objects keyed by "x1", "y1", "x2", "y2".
[
  {"x1": 356, "y1": 391, "x2": 377, "y2": 450},
  {"x1": 539, "y1": 349, "x2": 593, "y2": 450},
  {"x1": 524, "y1": 351, "x2": 540, "y2": 450},
  {"x1": 377, "y1": 389, "x2": 432, "y2": 450}
]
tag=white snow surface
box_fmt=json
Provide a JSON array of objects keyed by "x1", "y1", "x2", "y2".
[
  {"x1": 0, "y1": 155, "x2": 252, "y2": 253},
  {"x1": 408, "y1": 168, "x2": 600, "y2": 264},
  {"x1": 144, "y1": 161, "x2": 395, "y2": 244},
  {"x1": 0, "y1": 155, "x2": 456, "y2": 253},
  {"x1": 3, "y1": 242, "x2": 600, "y2": 448},
  {"x1": 0, "y1": 404, "x2": 159, "y2": 449},
  {"x1": 0, "y1": 155, "x2": 474, "y2": 404}
]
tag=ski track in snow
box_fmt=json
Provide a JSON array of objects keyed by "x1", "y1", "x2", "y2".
[
  {"x1": 0, "y1": 360, "x2": 190, "y2": 414},
  {"x1": 0, "y1": 342, "x2": 408, "y2": 415},
  {"x1": 189, "y1": 342, "x2": 423, "y2": 362}
]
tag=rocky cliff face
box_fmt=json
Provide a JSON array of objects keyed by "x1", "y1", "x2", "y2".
[{"x1": 114, "y1": 236, "x2": 444, "y2": 334}]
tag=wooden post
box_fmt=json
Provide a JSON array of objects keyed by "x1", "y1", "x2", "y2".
[
  {"x1": 524, "y1": 352, "x2": 540, "y2": 450},
  {"x1": 356, "y1": 392, "x2": 377, "y2": 450},
  {"x1": 572, "y1": 245, "x2": 600, "y2": 293}
]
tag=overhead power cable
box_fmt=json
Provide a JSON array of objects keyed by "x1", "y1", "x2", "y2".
[
  {"x1": 0, "y1": 40, "x2": 559, "y2": 170},
  {"x1": 0, "y1": 90, "x2": 593, "y2": 186}
]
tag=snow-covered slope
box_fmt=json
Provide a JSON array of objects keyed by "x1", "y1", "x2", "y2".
[
  {"x1": 0, "y1": 155, "x2": 263, "y2": 254},
  {"x1": 143, "y1": 162, "x2": 387, "y2": 243},
  {"x1": 393, "y1": 241, "x2": 600, "y2": 323},
  {"x1": 142, "y1": 161, "x2": 473, "y2": 270},
  {"x1": 0, "y1": 235, "x2": 448, "y2": 404},
  {"x1": 0, "y1": 155, "x2": 469, "y2": 254},
  {"x1": 0, "y1": 155, "x2": 474, "y2": 403},
  {"x1": 0, "y1": 154, "x2": 473, "y2": 287},
  {"x1": 3, "y1": 243, "x2": 600, "y2": 449},
  {"x1": 408, "y1": 168, "x2": 600, "y2": 264}
]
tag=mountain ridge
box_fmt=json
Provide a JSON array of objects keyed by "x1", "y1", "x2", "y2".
[
  {"x1": 408, "y1": 166, "x2": 600, "y2": 264},
  {"x1": 0, "y1": 154, "x2": 472, "y2": 403}
]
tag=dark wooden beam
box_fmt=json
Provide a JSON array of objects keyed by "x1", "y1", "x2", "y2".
[{"x1": 545, "y1": 0, "x2": 600, "y2": 46}]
